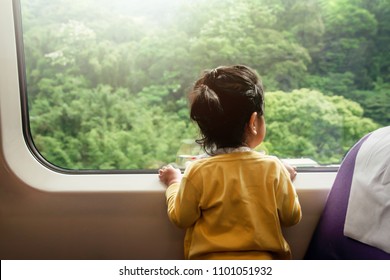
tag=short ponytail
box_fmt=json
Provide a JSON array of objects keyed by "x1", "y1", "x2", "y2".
[{"x1": 191, "y1": 84, "x2": 223, "y2": 119}]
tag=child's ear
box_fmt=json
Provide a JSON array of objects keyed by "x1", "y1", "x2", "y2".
[{"x1": 248, "y1": 112, "x2": 258, "y2": 135}]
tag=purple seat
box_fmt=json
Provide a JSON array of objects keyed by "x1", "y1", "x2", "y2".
[{"x1": 304, "y1": 133, "x2": 390, "y2": 259}]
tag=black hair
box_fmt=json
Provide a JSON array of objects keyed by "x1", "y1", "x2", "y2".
[{"x1": 189, "y1": 65, "x2": 265, "y2": 155}]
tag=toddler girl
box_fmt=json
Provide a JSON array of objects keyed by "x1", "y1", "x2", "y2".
[{"x1": 159, "y1": 65, "x2": 301, "y2": 260}]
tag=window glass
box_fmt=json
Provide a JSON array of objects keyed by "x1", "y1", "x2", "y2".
[{"x1": 19, "y1": 0, "x2": 389, "y2": 171}]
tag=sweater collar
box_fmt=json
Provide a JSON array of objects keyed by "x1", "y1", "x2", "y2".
[{"x1": 214, "y1": 146, "x2": 252, "y2": 155}]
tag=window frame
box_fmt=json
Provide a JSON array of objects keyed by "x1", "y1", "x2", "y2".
[
  {"x1": 0, "y1": 0, "x2": 337, "y2": 192},
  {"x1": 13, "y1": 0, "x2": 340, "y2": 175}
]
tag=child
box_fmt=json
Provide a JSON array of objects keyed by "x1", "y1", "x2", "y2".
[{"x1": 159, "y1": 65, "x2": 301, "y2": 260}]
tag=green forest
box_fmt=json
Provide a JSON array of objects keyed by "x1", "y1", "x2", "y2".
[{"x1": 20, "y1": 0, "x2": 389, "y2": 170}]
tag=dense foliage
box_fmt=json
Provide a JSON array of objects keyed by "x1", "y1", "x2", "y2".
[{"x1": 21, "y1": 0, "x2": 389, "y2": 169}]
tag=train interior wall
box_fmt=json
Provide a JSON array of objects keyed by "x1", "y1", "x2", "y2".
[{"x1": 0, "y1": 145, "x2": 333, "y2": 260}]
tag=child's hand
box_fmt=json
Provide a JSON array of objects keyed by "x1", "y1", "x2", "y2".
[
  {"x1": 282, "y1": 161, "x2": 298, "y2": 181},
  {"x1": 158, "y1": 164, "x2": 182, "y2": 187}
]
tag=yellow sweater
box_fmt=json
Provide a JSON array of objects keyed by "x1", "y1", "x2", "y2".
[{"x1": 166, "y1": 151, "x2": 302, "y2": 260}]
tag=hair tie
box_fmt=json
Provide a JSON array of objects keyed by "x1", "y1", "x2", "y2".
[{"x1": 211, "y1": 68, "x2": 219, "y2": 79}]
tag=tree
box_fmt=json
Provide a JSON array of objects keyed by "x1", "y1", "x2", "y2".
[
  {"x1": 263, "y1": 89, "x2": 378, "y2": 163},
  {"x1": 314, "y1": 0, "x2": 378, "y2": 88}
]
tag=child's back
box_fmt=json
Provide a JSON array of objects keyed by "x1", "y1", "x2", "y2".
[{"x1": 166, "y1": 151, "x2": 301, "y2": 259}]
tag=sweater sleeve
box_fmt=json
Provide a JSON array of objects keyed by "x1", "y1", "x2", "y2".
[
  {"x1": 165, "y1": 175, "x2": 201, "y2": 228},
  {"x1": 275, "y1": 164, "x2": 302, "y2": 227}
]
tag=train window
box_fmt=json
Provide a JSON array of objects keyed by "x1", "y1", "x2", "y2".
[{"x1": 16, "y1": 0, "x2": 388, "y2": 173}]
